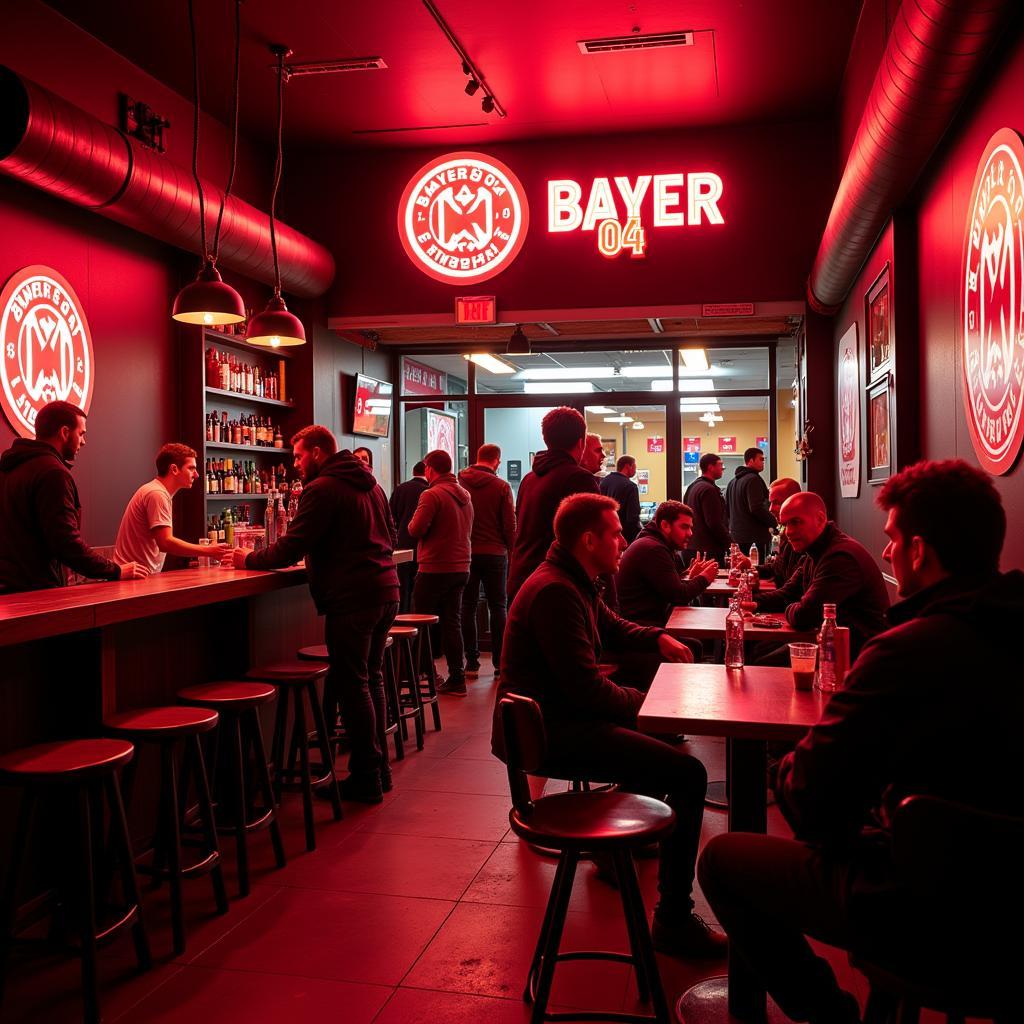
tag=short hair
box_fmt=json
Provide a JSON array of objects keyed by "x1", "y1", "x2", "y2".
[
  {"x1": 156, "y1": 443, "x2": 197, "y2": 476},
  {"x1": 35, "y1": 400, "x2": 85, "y2": 438},
  {"x1": 554, "y1": 492, "x2": 618, "y2": 549},
  {"x1": 616, "y1": 455, "x2": 636, "y2": 472},
  {"x1": 353, "y1": 446, "x2": 373, "y2": 468},
  {"x1": 423, "y1": 448, "x2": 452, "y2": 474},
  {"x1": 477, "y1": 443, "x2": 501, "y2": 464},
  {"x1": 878, "y1": 459, "x2": 1005, "y2": 575},
  {"x1": 744, "y1": 447, "x2": 763, "y2": 463},
  {"x1": 770, "y1": 477, "x2": 801, "y2": 495},
  {"x1": 412, "y1": 461, "x2": 427, "y2": 476},
  {"x1": 653, "y1": 500, "x2": 694, "y2": 527},
  {"x1": 541, "y1": 406, "x2": 587, "y2": 451},
  {"x1": 699, "y1": 452, "x2": 721, "y2": 473},
  {"x1": 291, "y1": 424, "x2": 338, "y2": 456}
]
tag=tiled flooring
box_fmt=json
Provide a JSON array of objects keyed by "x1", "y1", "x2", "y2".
[{"x1": 2, "y1": 658, "x2": 959, "y2": 1022}]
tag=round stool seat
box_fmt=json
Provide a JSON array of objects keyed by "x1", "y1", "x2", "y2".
[
  {"x1": 394, "y1": 613, "x2": 439, "y2": 626},
  {"x1": 247, "y1": 661, "x2": 328, "y2": 683},
  {"x1": 388, "y1": 625, "x2": 419, "y2": 639},
  {"x1": 296, "y1": 644, "x2": 329, "y2": 661},
  {"x1": 178, "y1": 681, "x2": 277, "y2": 708},
  {"x1": 0, "y1": 738, "x2": 135, "y2": 781},
  {"x1": 106, "y1": 706, "x2": 219, "y2": 738},
  {"x1": 510, "y1": 791, "x2": 676, "y2": 850}
]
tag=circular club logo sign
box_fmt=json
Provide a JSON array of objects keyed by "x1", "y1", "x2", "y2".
[
  {"x1": 961, "y1": 128, "x2": 1024, "y2": 475},
  {"x1": 399, "y1": 151, "x2": 529, "y2": 284},
  {"x1": 0, "y1": 266, "x2": 94, "y2": 438}
]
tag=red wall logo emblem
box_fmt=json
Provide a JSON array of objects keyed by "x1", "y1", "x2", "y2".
[
  {"x1": 1, "y1": 266, "x2": 94, "y2": 439},
  {"x1": 399, "y1": 152, "x2": 529, "y2": 284},
  {"x1": 961, "y1": 128, "x2": 1024, "y2": 476}
]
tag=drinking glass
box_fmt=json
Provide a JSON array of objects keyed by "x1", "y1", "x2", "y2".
[{"x1": 788, "y1": 642, "x2": 818, "y2": 691}]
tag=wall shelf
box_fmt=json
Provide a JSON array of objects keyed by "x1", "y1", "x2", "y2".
[
  {"x1": 205, "y1": 386, "x2": 294, "y2": 408},
  {"x1": 203, "y1": 328, "x2": 294, "y2": 360},
  {"x1": 206, "y1": 493, "x2": 271, "y2": 502},
  {"x1": 205, "y1": 442, "x2": 292, "y2": 454}
]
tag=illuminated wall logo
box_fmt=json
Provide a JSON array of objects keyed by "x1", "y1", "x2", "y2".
[
  {"x1": 0, "y1": 266, "x2": 94, "y2": 438},
  {"x1": 399, "y1": 152, "x2": 529, "y2": 284},
  {"x1": 961, "y1": 128, "x2": 1024, "y2": 476}
]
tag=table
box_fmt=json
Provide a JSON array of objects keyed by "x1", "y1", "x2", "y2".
[
  {"x1": 705, "y1": 578, "x2": 775, "y2": 597},
  {"x1": 666, "y1": 605, "x2": 814, "y2": 642},
  {"x1": 639, "y1": 664, "x2": 825, "y2": 1022}
]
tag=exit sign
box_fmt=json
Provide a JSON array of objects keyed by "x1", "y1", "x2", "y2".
[{"x1": 455, "y1": 296, "x2": 497, "y2": 325}]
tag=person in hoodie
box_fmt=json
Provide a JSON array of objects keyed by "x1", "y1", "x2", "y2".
[
  {"x1": 507, "y1": 406, "x2": 599, "y2": 600},
  {"x1": 0, "y1": 400, "x2": 149, "y2": 593},
  {"x1": 698, "y1": 459, "x2": 1024, "y2": 1024},
  {"x1": 683, "y1": 452, "x2": 731, "y2": 565},
  {"x1": 599, "y1": 455, "x2": 642, "y2": 542},
  {"x1": 227, "y1": 425, "x2": 399, "y2": 804},
  {"x1": 408, "y1": 448, "x2": 474, "y2": 695},
  {"x1": 390, "y1": 461, "x2": 428, "y2": 612},
  {"x1": 458, "y1": 443, "x2": 516, "y2": 679},
  {"x1": 725, "y1": 446, "x2": 777, "y2": 561}
]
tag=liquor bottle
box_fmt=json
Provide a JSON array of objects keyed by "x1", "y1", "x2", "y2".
[
  {"x1": 220, "y1": 352, "x2": 231, "y2": 391},
  {"x1": 725, "y1": 597, "x2": 745, "y2": 669},
  {"x1": 223, "y1": 507, "x2": 235, "y2": 546},
  {"x1": 816, "y1": 603, "x2": 840, "y2": 692},
  {"x1": 749, "y1": 541, "x2": 759, "y2": 568},
  {"x1": 273, "y1": 424, "x2": 283, "y2": 449},
  {"x1": 221, "y1": 411, "x2": 228, "y2": 442}
]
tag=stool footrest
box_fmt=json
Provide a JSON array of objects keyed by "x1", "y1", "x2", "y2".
[
  {"x1": 137, "y1": 849, "x2": 220, "y2": 882},
  {"x1": 214, "y1": 806, "x2": 276, "y2": 835},
  {"x1": 93, "y1": 905, "x2": 143, "y2": 946}
]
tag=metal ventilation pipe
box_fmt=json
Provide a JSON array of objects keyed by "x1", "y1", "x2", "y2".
[
  {"x1": 807, "y1": 0, "x2": 1010, "y2": 313},
  {"x1": 0, "y1": 66, "x2": 335, "y2": 298}
]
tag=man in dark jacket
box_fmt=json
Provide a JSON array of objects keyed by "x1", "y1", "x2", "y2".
[
  {"x1": 599, "y1": 455, "x2": 642, "y2": 542},
  {"x1": 494, "y1": 493, "x2": 725, "y2": 959},
  {"x1": 698, "y1": 459, "x2": 1024, "y2": 1024},
  {"x1": 735, "y1": 477, "x2": 804, "y2": 583},
  {"x1": 229, "y1": 425, "x2": 399, "y2": 803},
  {"x1": 459, "y1": 443, "x2": 516, "y2": 678},
  {"x1": 0, "y1": 401, "x2": 148, "y2": 592},
  {"x1": 683, "y1": 452, "x2": 731, "y2": 564},
  {"x1": 507, "y1": 406, "x2": 599, "y2": 599},
  {"x1": 725, "y1": 447, "x2": 777, "y2": 560},
  {"x1": 390, "y1": 461, "x2": 428, "y2": 612}
]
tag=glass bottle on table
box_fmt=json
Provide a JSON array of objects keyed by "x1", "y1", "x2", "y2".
[
  {"x1": 816, "y1": 603, "x2": 840, "y2": 692},
  {"x1": 725, "y1": 597, "x2": 745, "y2": 668},
  {"x1": 748, "y1": 541, "x2": 759, "y2": 568}
]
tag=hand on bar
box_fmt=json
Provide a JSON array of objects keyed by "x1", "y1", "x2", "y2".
[
  {"x1": 223, "y1": 547, "x2": 253, "y2": 569},
  {"x1": 118, "y1": 562, "x2": 150, "y2": 580}
]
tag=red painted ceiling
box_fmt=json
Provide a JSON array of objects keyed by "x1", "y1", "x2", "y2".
[{"x1": 43, "y1": 0, "x2": 862, "y2": 148}]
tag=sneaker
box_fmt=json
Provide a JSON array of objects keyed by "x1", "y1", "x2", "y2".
[
  {"x1": 338, "y1": 773, "x2": 383, "y2": 805},
  {"x1": 437, "y1": 675, "x2": 467, "y2": 696},
  {"x1": 465, "y1": 659, "x2": 481, "y2": 675},
  {"x1": 651, "y1": 912, "x2": 728, "y2": 959}
]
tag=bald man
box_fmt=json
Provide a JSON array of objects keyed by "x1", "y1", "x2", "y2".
[
  {"x1": 753, "y1": 491, "x2": 889, "y2": 658},
  {"x1": 765, "y1": 477, "x2": 803, "y2": 584}
]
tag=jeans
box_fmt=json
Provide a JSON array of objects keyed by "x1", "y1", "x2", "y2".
[
  {"x1": 397, "y1": 561, "x2": 417, "y2": 614},
  {"x1": 323, "y1": 602, "x2": 398, "y2": 778},
  {"x1": 413, "y1": 571, "x2": 470, "y2": 679},
  {"x1": 461, "y1": 553, "x2": 508, "y2": 668}
]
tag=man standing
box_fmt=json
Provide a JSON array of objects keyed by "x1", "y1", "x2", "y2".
[
  {"x1": 116, "y1": 443, "x2": 230, "y2": 573},
  {"x1": 408, "y1": 449, "x2": 474, "y2": 695},
  {"x1": 507, "y1": 407, "x2": 599, "y2": 599},
  {"x1": 580, "y1": 432, "x2": 606, "y2": 476},
  {"x1": 0, "y1": 400, "x2": 148, "y2": 592},
  {"x1": 458, "y1": 444, "x2": 516, "y2": 679},
  {"x1": 600, "y1": 455, "x2": 642, "y2": 542},
  {"x1": 683, "y1": 453, "x2": 731, "y2": 564},
  {"x1": 725, "y1": 446, "x2": 777, "y2": 561},
  {"x1": 390, "y1": 461, "x2": 428, "y2": 612},
  {"x1": 228, "y1": 426, "x2": 399, "y2": 803}
]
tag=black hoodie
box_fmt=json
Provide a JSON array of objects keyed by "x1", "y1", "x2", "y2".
[
  {"x1": 245, "y1": 450, "x2": 399, "y2": 613},
  {"x1": 0, "y1": 438, "x2": 119, "y2": 593},
  {"x1": 725, "y1": 464, "x2": 777, "y2": 557}
]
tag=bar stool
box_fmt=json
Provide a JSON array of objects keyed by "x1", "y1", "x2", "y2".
[
  {"x1": 246, "y1": 661, "x2": 342, "y2": 852},
  {"x1": 104, "y1": 706, "x2": 227, "y2": 955},
  {"x1": 0, "y1": 739, "x2": 151, "y2": 1024},
  {"x1": 393, "y1": 613, "x2": 442, "y2": 731},
  {"x1": 389, "y1": 624, "x2": 425, "y2": 751},
  {"x1": 177, "y1": 682, "x2": 285, "y2": 897}
]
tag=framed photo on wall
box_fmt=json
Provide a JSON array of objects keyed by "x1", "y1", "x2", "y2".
[
  {"x1": 867, "y1": 375, "x2": 892, "y2": 484},
  {"x1": 866, "y1": 263, "x2": 892, "y2": 383}
]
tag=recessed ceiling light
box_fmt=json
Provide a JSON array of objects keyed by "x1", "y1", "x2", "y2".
[
  {"x1": 464, "y1": 353, "x2": 515, "y2": 374},
  {"x1": 524, "y1": 381, "x2": 594, "y2": 394},
  {"x1": 680, "y1": 348, "x2": 709, "y2": 372}
]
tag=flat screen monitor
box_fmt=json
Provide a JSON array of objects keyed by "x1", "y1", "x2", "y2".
[{"x1": 352, "y1": 373, "x2": 393, "y2": 438}]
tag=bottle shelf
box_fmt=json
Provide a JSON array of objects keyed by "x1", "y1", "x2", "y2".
[
  {"x1": 205, "y1": 386, "x2": 294, "y2": 408},
  {"x1": 203, "y1": 328, "x2": 293, "y2": 359},
  {"x1": 205, "y1": 441, "x2": 291, "y2": 454},
  {"x1": 206, "y1": 493, "x2": 271, "y2": 502}
]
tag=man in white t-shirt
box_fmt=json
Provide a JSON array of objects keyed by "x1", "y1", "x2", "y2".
[{"x1": 115, "y1": 444, "x2": 230, "y2": 573}]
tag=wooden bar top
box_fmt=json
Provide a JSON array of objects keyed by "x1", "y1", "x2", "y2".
[{"x1": 666, "y1": 605, "x2": 815, "y2": 640}]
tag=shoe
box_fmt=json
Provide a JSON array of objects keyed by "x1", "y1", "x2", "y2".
[
  {"x1": 381, "y1": 768, "x2": 394, "y2": 793},
  {"x1": 465, "y1": 659, "x2": 481, "y2": 675},
  {"x1": 651, "y1": 912, "x2": 728, "y2": 959},
  {"x1": 437, "y1": 675, "x2": 467, "y2": 696},
  {"x1": 338, "y1": 773, "x2": 383, "y2": 804}
]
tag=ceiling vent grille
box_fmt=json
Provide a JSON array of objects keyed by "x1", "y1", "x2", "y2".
[
  {"x1": 279, "y1": 57, "x2": 388, "y2": 80},
  {"x1": 577, "y1": 31, "x2": 694, "y2": 54}
]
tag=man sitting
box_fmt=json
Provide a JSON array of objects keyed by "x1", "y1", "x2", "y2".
[
  {"x1": 493, "y1": 492, "x2": 726, "y2": 959},
  {"x1": 698, "y1": 458, "x2": 1024, "y2": 1024}
]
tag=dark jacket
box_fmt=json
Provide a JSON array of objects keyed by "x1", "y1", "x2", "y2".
[
  {"x1": 507, "y1": 449, "x2": 599, "y2": 598},
  {"x1": 492, "y1": 542, "x2": 665, "y2": 759},
  {"x1": 725, "y1": 465, "x2": 777, "y2": 557},
  {"x1": 245, "y1": 450, "x2": 399, "y2": 613},
  {"x1": 389, "y1": 476, "x2": 428, "y2": 552},
  {"x1": 407, "y1": 472, "x2": 474, "y2": 573},
  {"x1": 458, "y1": 464, "x2": 516, "y2": 556},
  {"x1": 617, "y1": 521, "x2": 712, "y2": 626},
  {"x1": 763, "y1": 529, "x2": 802, "y2": 585},
  {"x1": 683, "y1": 475, "x2": 731, "y2": 559},
  {"x1": 0, "y1": 439, "x2": 119, "y2": 593},
  {"x1": 756, "y1": 522, "x2": 889, "y2": 657},
  {"x1": 599, "y1": 471, "x2": 641, "y2": 542}
]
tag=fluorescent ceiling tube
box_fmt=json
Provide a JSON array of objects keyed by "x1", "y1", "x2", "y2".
[
  {"x1": 603, "y1": 415, "x2": 633, "y2": 423},
  {"x1": 518, "y1": 365, "x2": 671, "y2": 380},
  {"x1": 678, "y1": 378, "x2": 715, "y2": 391},
  {"x1": 651, "y1": 379, "x2": 672, "y2": 391},
  {"x1": 524, "y1": 381, "x2": 594, "y2": 394},
  {"x1": 586, "y1": 406, "x2": 616, "y2": 414},
  {"x1": 464, "y1": 353, "x2": 515, "y2": 374},
  {"x1": 680, "y1": 348, "x2": 709, "y2": 372}
]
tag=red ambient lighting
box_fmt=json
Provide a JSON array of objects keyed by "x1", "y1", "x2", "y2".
[{"x1": 455, "y1": 295, "x2": 497, "y2": 324}]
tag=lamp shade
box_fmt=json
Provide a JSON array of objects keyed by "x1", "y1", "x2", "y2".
[
  {"x1": 171, "y1": 261, "x2": 246, "y2": 325},
  {"x1": 246, "y1": 293, "x2": 306, "y2": 347}
]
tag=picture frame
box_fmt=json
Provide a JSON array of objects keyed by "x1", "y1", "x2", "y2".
[
  {"x1": 866, "y1": 263, "x2": 892, "y2": 383},
  {"x1": 867, "y1": 374, "x2": 892, "y2": 484}
]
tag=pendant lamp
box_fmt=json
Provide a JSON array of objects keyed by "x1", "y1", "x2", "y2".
[
  {"x1": 248, "y1": 44, "x2": 305, "y2": 347},
  {"x1": 172, "y1": 0, "x2": 246, "y2": 325}
]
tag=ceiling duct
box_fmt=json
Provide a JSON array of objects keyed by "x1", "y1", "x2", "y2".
[{"x1": 577, "y1": 31, "x2": 694, "y2": 54}]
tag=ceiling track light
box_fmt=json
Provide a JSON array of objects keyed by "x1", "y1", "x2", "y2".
[
  {"x1": 481, "y1": 94, "x2": 495, "y2": 114},
  {"x1": 464, "y1": 78, "x2": 480, "y2": 96},
  {"x1": 507, "y1": 324, "x2": 531, "y2": 356}
]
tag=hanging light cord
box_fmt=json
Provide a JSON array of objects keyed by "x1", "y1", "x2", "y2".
[
  {"x1": 268, "y1": 47, "x2": 286, "y2": 297},
  {"x1": 187, "y1": 0, "x2": 208, "y2": 264},
  {"x1": 211, "y1": 0, "x2": 241, "y2": 266}
]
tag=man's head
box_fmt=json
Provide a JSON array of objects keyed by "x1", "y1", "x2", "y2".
[
  {"x1": 616, "y1": 455, "x2": 637, "y2": 478},
  {"x1": 290, "y1": 425, "x2": 338, "y2": 481},
  {"x1": 412, "y1": 460, "x2": 426, "y2": 478},
  {"x1": 353, "y1": 446, "x2": 373, "y2": 469},
  {"x1": 580, "y1": 433, "x2": 605, "y2": 474},
  {"x1": 476, "y1": 443, "x2": 501, "y2": 470},
  {"x1": 778, "y1": 492, "x2": 829, "y2": 552},
  {"x1": 878, "y1": 459, "x2": 1005, "y2": 597},
  {"x1": 423, "y1": 448, "x2": 452, "y2": 483},
  {"x1": 769, "y1": 477, "x2": 802, "y2": 518},
  {"x1": 744, "y1": 447, "x2": 766, "y2": 473},
  {"x1": 699, "y1": 452, "x2": 723, "y2": 480},
  {"x1": 554, "y1": 492, "x2": 624, "y2": 576},
  {"x1": 34, "y1": 401, "x2": 87, "y2": 463},
  {"x1": 156, "y1": 443, "x2": 199, "y2": 493},
  {"x1": 541, "y1": 406, "x2": 587, "y2": 461},
  {"x1": 653, "y1": 500, "x2": 695, "y2": 551}
]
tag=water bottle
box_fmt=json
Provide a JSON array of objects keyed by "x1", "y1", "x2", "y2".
[
  {"x1": 725, "y1": 597, "x2": 745, "y2": 668},
  {"x1": 728, "y1": 543, "x2": 741, "y2": 585},
  {"x1": 816, "y1": 603, "x2": 840, "y2": 692},
  {"x1": 749, "y1": 541, "x2": 759, "y2": 568},
  {"x1": 736, "y1": 571, "x2": 752, "y2": 609}
]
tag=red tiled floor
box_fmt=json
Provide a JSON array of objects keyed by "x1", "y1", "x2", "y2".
[
  {"x1": 389, "y1": 752, "x2": 511, "y2": 795},
  {"x1": 373, "y1": 986, "x2": 532, "y2": 1023},
  {"x1": 355, "y1": 790, "x2": 512, "y2": 842}
]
